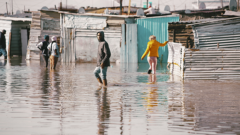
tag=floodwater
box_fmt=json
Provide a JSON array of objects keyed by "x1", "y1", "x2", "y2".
[{"x1": 0, "y1": 57, "x2": 240, "y2": 135}]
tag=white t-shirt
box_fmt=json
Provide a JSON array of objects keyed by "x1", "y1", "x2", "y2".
[
  {"x1": 47, "y1": 42, "x2": 59, "y2": 57},
  {"x1": 144, "y1": 7, "x2": 156, "y2": 14}
]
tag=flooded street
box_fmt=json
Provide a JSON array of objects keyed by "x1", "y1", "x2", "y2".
[{"x1": 0, "y1": 57, "x2": 240, "y2": 135}]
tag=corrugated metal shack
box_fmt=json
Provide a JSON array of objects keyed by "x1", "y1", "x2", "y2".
[
  {"x1": 60, "y1": 12, "x2": 136, "y2": 63},
  {"x1": 168, "y1": 17, "x2": 240, "y2": 80},
  {"x1": 168, "y1": 9, "x2": 228, "y2": 49},
  {"x1": 0, "y1": 17, "x2": 31, "y2": 59},
  {"x1": 26, "y1": 10, "x2": 60, "y2": 60}
]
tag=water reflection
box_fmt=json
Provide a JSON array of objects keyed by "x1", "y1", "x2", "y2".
[
  {"x1": 96, "y1": 87, "x2": 110, "y2": 135},
  {"x1": 1, "y1": 57, "x2": 240, "y2": 135}
]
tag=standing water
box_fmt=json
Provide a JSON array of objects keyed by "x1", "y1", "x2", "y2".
[{"x1": 0, "y1": 57, "x2": 240, "y2": 135}]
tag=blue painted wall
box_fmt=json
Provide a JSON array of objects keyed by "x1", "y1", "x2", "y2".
[{"x1": 137, "y1": 15, "x2": 179, "y2": 63}]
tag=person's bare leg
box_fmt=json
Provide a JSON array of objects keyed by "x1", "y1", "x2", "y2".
[
  {"x1": 97, "y1": 77, "x2": 103, "y2": 86},
  {"x1": 152, "y1": 57, "x2": 157, "y2": 74},
  {"x1": 147, "y1": 57, "x2": 153, "y2": 74},
  {"x1": 103, "y1": 79, "x2": 107, "y2": 87}
]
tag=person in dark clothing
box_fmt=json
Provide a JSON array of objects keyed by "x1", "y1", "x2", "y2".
[
  {"x1": 0, "y1": 29, "x2": 7, "y2": 60},
  {"x1": 94, "y1": 31, "x2": 111, "y2": 87},
  {"x1": 36, "y1": 35, "x2": 50, "y2": 67}
]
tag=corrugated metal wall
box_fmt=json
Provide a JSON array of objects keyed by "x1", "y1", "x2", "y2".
[
  {"x1": 192, "y1": 18, "x2": 240, "y2": 49},
  {"x1": 183, "y1": 48, "x2": 240, "y2": 80},
  {"x1": 11, "y1": 21, "x2": 31, "y2": 56},
  {"x1": 0, "y1": 20, "x2": 11, "y2": 58},
  {"x1": 137, "y1": 15, "x2": 179, "y2": 63},
  {"x1": 120, "y1": 24, "x2": 138, "y2": 63}
]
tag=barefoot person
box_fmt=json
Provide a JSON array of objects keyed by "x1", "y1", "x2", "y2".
[
  {"x1": 0, "y1": 29, "x2": 7, "y2": 60},
  {"x1": 48, "y1": 36, "x2": 59, "y2": 70},
  {"x1": 94, "y1": 31, "x2": 111, "y2": 87},
  {"x1": 141, "y1": 35, "x2": 168, "y2": 74},
  {"x1": 36, "y1": 35, "x2": 50, "y2": 67}
]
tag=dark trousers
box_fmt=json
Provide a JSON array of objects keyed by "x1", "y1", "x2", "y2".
[{"x1": 42, "y1": 55, "x2": 49, "y2": 67}]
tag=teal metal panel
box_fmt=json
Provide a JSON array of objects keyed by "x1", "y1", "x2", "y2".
[{"x1": 137, "y1": 15, "x2": 179, "y2": 63}]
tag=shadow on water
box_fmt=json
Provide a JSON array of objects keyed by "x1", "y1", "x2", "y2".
[{"x1": 1, "y1": 57, "x2": 240, "y2": 135}]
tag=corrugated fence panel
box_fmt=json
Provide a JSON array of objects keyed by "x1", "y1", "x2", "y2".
[
  {"x1": 137, "y1": 15, "x2": 179, "y2": 63},
  {"x1": 192, "y1": 18, "x2": 240, "y2": 49},
  {"x1": 74, "y1": 29, "x2": 121, "y2": 63},
  {"x1": 183, "y1": 48, "x2": 240, "y2": 80},
  {"x1": 168, "y1": 42, "x2": 183, "y2": 77}
]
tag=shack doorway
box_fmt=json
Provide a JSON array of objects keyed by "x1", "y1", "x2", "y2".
[{"x1": 120, "y1": 24, "x2": 138, "y2": 63}]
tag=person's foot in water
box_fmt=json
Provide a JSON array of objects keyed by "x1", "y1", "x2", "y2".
[{"x1": 147, "y1": 69, "x2": 152, "y2": 74}]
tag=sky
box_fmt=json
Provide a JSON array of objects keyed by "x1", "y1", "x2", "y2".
[{"x1": 0, "y1": 0, "x2": 229, "y2": 14}]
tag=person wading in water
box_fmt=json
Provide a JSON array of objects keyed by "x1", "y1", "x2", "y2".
[
  {"x1": 94, "y1": 31, "x2": 111, "y2": 87},
  {"x1": 36, "y1": 35, "x2": 50, "y2": 68},
  {"x1": 141, "y1": 35, "x2": 168, "y2": 74}
]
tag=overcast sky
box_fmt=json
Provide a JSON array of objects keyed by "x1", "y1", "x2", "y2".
[{"x1": 0, "y1": 0, "x2": 226, "y2": 14}]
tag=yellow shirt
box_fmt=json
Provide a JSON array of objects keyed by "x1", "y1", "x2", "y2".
[{"x1": 141, "y1": 40, "x2": 168, "y2": 59}]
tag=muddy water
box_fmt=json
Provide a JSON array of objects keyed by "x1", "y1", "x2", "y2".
[{"x1": 0, "y1": 57, "x2": 240, "y2": 135}]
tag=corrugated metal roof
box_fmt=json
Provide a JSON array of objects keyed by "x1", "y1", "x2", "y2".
[
  {"x1": 169, "y1": 18, "x2": 221, "y2": 24},
  {"x1": 0, "y1": 16, "x2": 31, "y2": 22},
  {"x1": 190, "y1": 17, "x2": 240, "y2": 49}
]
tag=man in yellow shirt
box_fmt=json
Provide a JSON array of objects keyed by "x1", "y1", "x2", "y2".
[{"x1": 141, "y1": 35, "x2": 168, "y2": 74}]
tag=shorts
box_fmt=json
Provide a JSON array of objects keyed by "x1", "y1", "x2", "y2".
[{"x1": 0, "y1": 49, "x2": 7, "y2": 57}]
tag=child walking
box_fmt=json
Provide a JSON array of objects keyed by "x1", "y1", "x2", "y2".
[{"x1": 141, "y1": 35, "x2": 168, "y2": 74}]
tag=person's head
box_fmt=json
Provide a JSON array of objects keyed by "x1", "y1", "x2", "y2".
[
  {"x1": 149, "y1": 35, "x2": 156, "y2": 41},
  {"x1": 44, "y1": 35, "x2": 49, "y2": 41},
  {"x1": 97, "y1": 31, "x2": 105, "y2": 42},
  {"x1": 2, "y1": 29, "x2": 6, "y2": 35},
  {"x1": 51, "y1": 36, "x2": 57, "y2": 42}
]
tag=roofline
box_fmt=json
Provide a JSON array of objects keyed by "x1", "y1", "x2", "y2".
[
  {"x1": 187, "y1": 17, "x2": 240, "y2": 26},
  {"x1": 0, "y1": 16, "x2": 32, "y2": 21},
  {"x1": 136, "y1": 14, "x2": 179, "y2": 20},
  {"x1": 58, "y1": 11, "x2": 140, "y2": 18}
]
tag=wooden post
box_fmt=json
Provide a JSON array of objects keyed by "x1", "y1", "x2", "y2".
[
  {"x1": 128, "y1": 0, "x2": 131, "y2": 15},
  {"x1": 217, "y1": 43, "x2": 219, "y2": 48},
  {"x1": 173, "y1": 29, "x2": 175, "y2": 42},
  {"x1": 8, "y1": 32, "x2": 11, "y2": 57}
]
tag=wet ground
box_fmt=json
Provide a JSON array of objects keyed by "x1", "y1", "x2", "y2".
[{"x1": 0, "y1": 57, "x2": 240, "y2": 135}]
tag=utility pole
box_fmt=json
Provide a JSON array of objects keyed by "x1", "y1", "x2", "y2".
[
  {"x1": 197, "y1": 0, "x2": 199, "y2": 9},
  {"x1": 66, "y1": 0, "x2": 67, "y2": 9},
  {"x1": 147, "y1": 0, "x2": 148, "y2": 8},
  {"x1": 12, "y1": 0, "x2": 13, "y2": 15},
  {"x1": 221, "y1": 0, "x2": 223, "y2": 10},
  {"x1": 6, "y1": 2, "x2": 8, "y2": 15},
  {"x1": 120, "y1": 0, "x2": 122, "y2": 15}
]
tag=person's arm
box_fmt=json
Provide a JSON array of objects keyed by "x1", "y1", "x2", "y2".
[
  {"x1": 144, "y1": 8, "x2": 150, "y2": 13},
  {"x1": 158, "y1": 41, "x2": 168, "y2": 47},
  {"x1": 54, "y1": 43, "x2": 58, "y2": 56},
  {"x1": 141, "y1": 43, "x2": 150, "y2": 60},
  {"x1": 101, "y1": 42, "x2": 111, "y2": 68},
  {"x1": 36, "y1": 42, "x2": 43, "y2": 50}
]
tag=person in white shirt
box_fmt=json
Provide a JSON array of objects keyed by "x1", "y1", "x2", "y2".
[
  {"x1": 144, "y1": 5, "x2": 156, "y2": 15},
  {"x1": 47, "y1": 36, "x2": 59, "y2": 70}
]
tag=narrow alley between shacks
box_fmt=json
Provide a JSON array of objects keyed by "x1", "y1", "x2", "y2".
[{"x1": 0, "y1": 57, "x2": 240, "y2": 135}]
